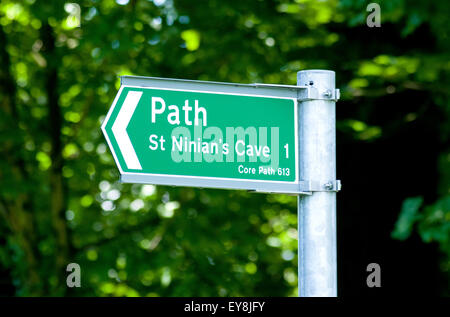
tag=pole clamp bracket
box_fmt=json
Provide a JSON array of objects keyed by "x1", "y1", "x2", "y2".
[
  {"x1": 250, "y1": 83, "x2": 340, "y2": 102},
  {"x1": 297, "y1": 87, "x2": 340, "y2": 102},
  {"x1": 299, "y1": 180, "x2": 342, "y2": 192}
]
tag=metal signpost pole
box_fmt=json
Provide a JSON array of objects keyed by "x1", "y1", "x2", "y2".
[{"x1": 297, "y1": 70, "x2": 338, "y2": 297}]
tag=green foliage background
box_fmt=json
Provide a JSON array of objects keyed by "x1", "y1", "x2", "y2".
[{"x1": 0, "y1": 0, "x2": 449, "y2": 296}]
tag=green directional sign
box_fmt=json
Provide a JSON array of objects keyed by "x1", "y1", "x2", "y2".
[{"x1": 102, "y1": 76, "x2": 301, "y2": 193}]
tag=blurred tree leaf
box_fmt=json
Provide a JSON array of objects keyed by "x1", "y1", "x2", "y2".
[{"x1": 392, "y1": 196, "x2": 423, "y2": 240}]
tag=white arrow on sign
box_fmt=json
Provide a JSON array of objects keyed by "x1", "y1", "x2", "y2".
[{"x1": 111, "y1": 90, "x2": 143, "y2": 170}]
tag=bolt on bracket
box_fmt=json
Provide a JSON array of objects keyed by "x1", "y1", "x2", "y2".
[{"x1": 299, "y1": 180, "x2": 342, "y2": 192}]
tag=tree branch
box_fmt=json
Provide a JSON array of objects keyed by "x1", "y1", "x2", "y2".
[{"x1": 41, "y1": 22, "x2": 73, "y2": 295}]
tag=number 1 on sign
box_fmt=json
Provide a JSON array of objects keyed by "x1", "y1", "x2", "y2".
[{"x1": 284, "y1": 144, "x2": 289, "y2": 159}]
